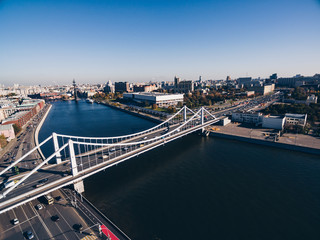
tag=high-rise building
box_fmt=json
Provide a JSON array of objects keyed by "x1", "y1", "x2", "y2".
[{"x1": 115, "y1": 82, "x2": 130, "y2": 93}]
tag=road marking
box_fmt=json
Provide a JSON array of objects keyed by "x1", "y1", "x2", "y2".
[
  {"x1": 28, "y1": 201, "x2": 54, "y2": 239},
  {"x1": 53, "y1": 205, "x2": 81, "y2": 240},
  {"x1": 12, "y1": 209, "x2": 24, "y2": 234},
  {"x1": 48, "y1": 208, "x2": 68, "y2": 240},
  {"x1": 1, "y1": 214, "x2": 38, "y2": 234},
  {"x1": 20, "y1": 205, "x2": 40, "y2": 240}
]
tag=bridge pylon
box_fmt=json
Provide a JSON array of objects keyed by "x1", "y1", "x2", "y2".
[
  {"x1": 69, "y1": 140, "x2": 78, "y2": 176},
  {"x1": 52, "y1": 132, "x2": 62, "y2": 164}
]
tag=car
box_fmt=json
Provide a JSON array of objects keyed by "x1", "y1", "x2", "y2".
[
  {"x1": 39, "y1": 178, "x2": 48, "y2": 184},
  {"x1": 12, "y1": 218, "x2": 19, "y2": 225},
  {"x1": 36, "y1": 204, "x2": 43, "y2": 210},
  {"x1": 51, "y1": 215, "x2": 60, "y2": 222},
  {"x1": 109, "y1": 148, "x2": 116, "y2": 152},
  {"x1": 122, "y1": 147, "x2": 128, "y2": 151},
  {"x1": 143, "y1": 137, "x2": 148, "y2": 140},
  {"x1": 25, "y1": 230, "x2": 34, "y2": 239},
  {"x1": 55, "y1": 196, "x2": 62, "y2": 201},
  {"x1": 73, "y1": 223, "x2": 83, "y2": 231}
]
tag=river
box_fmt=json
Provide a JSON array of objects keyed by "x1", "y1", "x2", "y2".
[{"x1": 39, "y1": 100, "x2": 320, "y2": 240}]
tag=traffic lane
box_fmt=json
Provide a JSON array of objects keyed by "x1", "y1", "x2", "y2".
[
  {"x1": 63, "y1": 189, "x2": 127, "y2": 240},
  {"x1": 22, "y1": 202, "x2": 52, "y2": 240},
  {"x1": 50, "y1": 191, "x2": 93, "y2": 239},
  {"x1": 37, "y1": 202, "x2": 71, "y2": 240},
  {"x1": 0, "y1": 208, "x2": 23, "y2": 240},
  {"x1": 13, "y1": 206, "x2": 39, "y2": 240},
  {"x1": 60, "y1": 190, "x2": 99, "y2": 237}
]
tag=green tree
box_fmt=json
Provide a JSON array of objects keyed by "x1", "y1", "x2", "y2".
[
  {"x1": 13, "y1": 124, "x2": 21, "y2": 135},
  {"x1": 0, "y1": 134, "x2": 7, "y2": 148}
]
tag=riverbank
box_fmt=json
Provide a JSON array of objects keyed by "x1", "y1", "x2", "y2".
[
  {"x1": 98, "y1": 100, "x2": 163, "y2": 124},
  {"x1": 98, "y1": 100, "x2": 320, "y2": 156},
  {"x1": 34, "y1": 104, "x2": 52, "y2": 160},
  {"x1": 209, "y1": 124, "x2": 320, "y2": 155}
]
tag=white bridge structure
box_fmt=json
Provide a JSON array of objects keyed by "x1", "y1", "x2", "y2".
[{"x1": 0, "y1": 106, "x2": 220, "y2": 213}]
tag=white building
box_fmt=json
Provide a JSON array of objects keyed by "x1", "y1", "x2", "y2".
[
  {"x1": 262, "y1": 115, "x2": 286, "y2": 130},
  {"x1": 232, "y1": 112, "x2": 263, "y2": 124},
  {"x1": 123, "y1": 92, "x2": 184, "y2": 107},
  {"x1": 0, "y1": 124, "x2": 15, "y2": 141},
  {"x1": 285, "y1": 113, "x2": 307, "y2": 127},
  {"x1": 306, "y1": 95, "x2": 318, "y2": 105}
]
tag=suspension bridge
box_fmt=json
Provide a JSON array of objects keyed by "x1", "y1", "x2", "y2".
[{"x1": 0, "y1": 106, "x2": 221, "y2": 214}]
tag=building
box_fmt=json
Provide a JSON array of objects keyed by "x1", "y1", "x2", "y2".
[
  {"x1": 115, "y1": 82, "x2": 130, "y2": 93},
  {"x1": 250, "y1": 84, "x2": 275, "y2": 95},
  {"x1": 237, "y1": 77, "x2": 252, "y2": 85},
  {"x1": 246, "y1": 91, "x2": 255, "y2": 97},
  {"x1": 123, "y1": 92, "x2": 184, "y2": 107},
  {"x1": 262, "y1": 115, "x2": 285, "y2": 130},
  {"x1": 306, "y1": 95, "x2": 318, "y2": 105},
  {"x1": 0, "y1": 124, "x2": 15, "y2": 141},
  {"x1": 219, "y1": 117, "x2": 231, "y2": 126},
  {"x1": 104, "y1": 80, "x2": 115, "y2": 93},
  {"x1": 133, "y1": 84, "x2": 157, "y2": 93},
  {"x1": 174, "y1": 76, "x2": 194, "y2": 93},
  {"x1": 285, "y1": 113, "x2": 307, "y2": 127},
  {"x1": 231, "y1": 112, "x2": 263, "y2": 124},
  {"x1": 2, "y1": 99, "x2": 44, "y2": 128}
]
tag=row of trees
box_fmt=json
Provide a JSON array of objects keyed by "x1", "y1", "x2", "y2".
[
  {"x1": 263, "y1": 103, "x2": 320, "y2": 125},
  {"x1": 184, "y1": 89, "x2": 251, "y2": 108}
]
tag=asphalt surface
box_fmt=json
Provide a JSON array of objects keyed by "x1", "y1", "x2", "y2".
[{"x1": 0, "y1": 189, "x2": 101, "y2": 240}]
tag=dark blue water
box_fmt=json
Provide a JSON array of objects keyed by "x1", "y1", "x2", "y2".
[{"x1": 40, "y1": 100, "x2": 320, "y2": 240}]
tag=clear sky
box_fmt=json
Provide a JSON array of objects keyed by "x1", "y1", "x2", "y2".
[{"x1": 1, "y1": 0, "x2": 320, "y2": 86}]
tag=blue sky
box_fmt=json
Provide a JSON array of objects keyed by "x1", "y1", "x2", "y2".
[{"x1": 0, "y1": 0, "x2": 320, "y2": 86}]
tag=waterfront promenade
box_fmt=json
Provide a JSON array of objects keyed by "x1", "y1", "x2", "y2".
[{"x1": 208, "y1": 123, "x2": 320, "y2": 155}]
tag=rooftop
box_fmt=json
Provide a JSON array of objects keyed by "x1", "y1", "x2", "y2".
[
  {"x1": 0, "y1": 124, "x2": 13, "y2": 131},
  {"x1": 285, "y1": 113, "x2": 307, "y2": 119}
]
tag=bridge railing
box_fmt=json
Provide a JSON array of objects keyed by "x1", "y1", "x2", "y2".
[
  {"x1": 0, "y1": 107, "x2": 217, "y2": 200},
  {"x1": 54, "y1": 106, "x2": 199, "y2": 143}
]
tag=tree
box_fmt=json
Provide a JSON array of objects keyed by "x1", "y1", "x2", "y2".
[
  {"x1": 152, "y1": 104, "x2": 158, "y2": 110},
  {"x1": 0, "y1": 134, "x2": 7, "y2": 148},
  {"x1": 13, "y1": 124, "x2": 21, "y2": 135},
  {"x1": 167, "y1": 106, "x2": 176, "y2": 113}
]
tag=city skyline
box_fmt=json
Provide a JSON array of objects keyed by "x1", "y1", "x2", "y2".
[{"x1": 1, "y1": 0, "x2": 320, "y2": 86}]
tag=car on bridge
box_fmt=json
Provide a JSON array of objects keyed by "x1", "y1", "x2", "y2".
[
  {"x1": 12, "y1": 218, "x2": 19, "y2": 225},
  {"x1": 39, "y1": 178, "x2": 48, "y2": 184}
]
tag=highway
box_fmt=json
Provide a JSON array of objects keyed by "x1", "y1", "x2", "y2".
[{"x1": 0, "y1": 188, "x2": 101, "y2": 240}]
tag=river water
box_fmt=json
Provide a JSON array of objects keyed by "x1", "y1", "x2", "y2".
[{"x1": 39, "y1": 100, "x2": 320, "y2": 240}]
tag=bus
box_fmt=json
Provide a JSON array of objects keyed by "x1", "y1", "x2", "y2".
[{"x1": 44, "y1": 194, "x2": 54, "y2": 205}]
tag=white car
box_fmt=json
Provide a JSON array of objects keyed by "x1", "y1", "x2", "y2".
[
  {"x1": 13, "y1": 218, "x2": 19, "y2": 225},
  {"x1": 36, "y1": 204, "x2": 43, "y2": 210}
]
